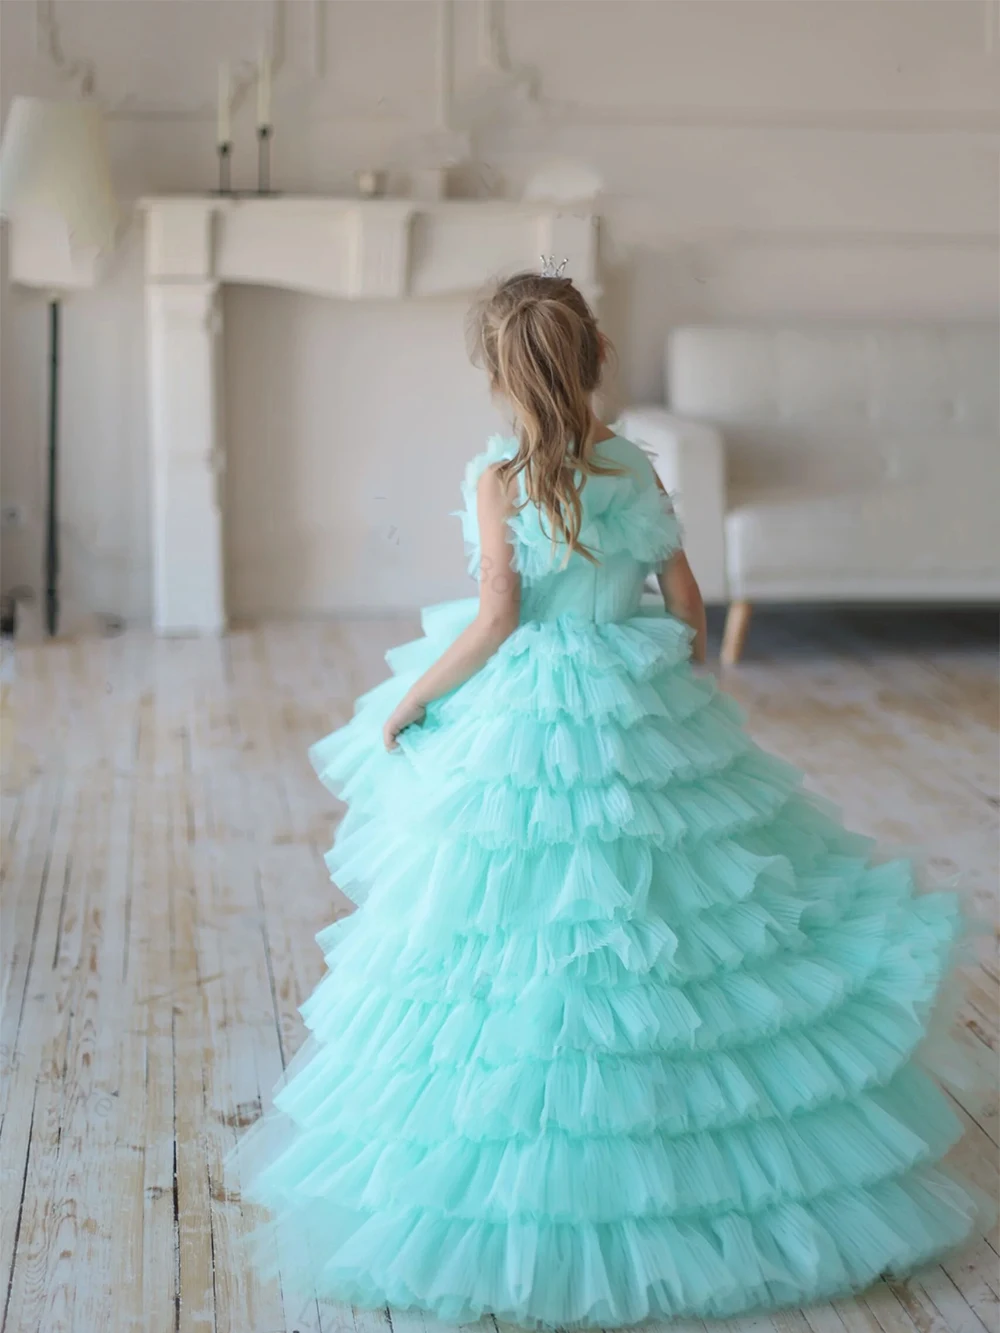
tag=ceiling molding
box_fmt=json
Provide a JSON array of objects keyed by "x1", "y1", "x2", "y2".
[
  {"x1": 32, "y1": 0, "x2": 997, "y2": 139},
  {"x1": 35, "y1": 0, "x2": 95, "y2": 97},
  {"x1": 479, "y1": 0, "x2": 537, "y2": 97},
  {"x1": 34, "y1": 0, "x2": 288, "y2": 120},
  {"x1": 472, "y1": 0, "x2": 996, "y2": 137}
]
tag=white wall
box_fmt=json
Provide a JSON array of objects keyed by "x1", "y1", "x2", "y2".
[
  {"x1": 222, "y1": 289, "x2": 501, "y2": 618},
  {"x1": 1, "y1": 0, "x2": 997, "y2": 621}
]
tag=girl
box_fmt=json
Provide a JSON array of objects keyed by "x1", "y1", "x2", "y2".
[{"x1": 231, "y1": 270, "x2": 984, "y2": 1327}]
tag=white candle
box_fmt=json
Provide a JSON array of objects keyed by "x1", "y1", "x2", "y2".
[
  {"x1": 217, "y1": 63, "x2": 231, "y2": 145},
  {"x1": 257, "y1": 51, "x2": 272, "y2": 128}
]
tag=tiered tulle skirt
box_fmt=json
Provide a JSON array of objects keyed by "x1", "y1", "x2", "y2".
[{"x1": 228, "y1": 600, "x2": 985, "y2": 1327}]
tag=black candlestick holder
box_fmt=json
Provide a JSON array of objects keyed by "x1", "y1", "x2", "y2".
[
  {"x1": 256, "y1": 125, "x2": 274, "y2": 195},
  {"x1": 216, "y1": 141, "x2": 232, "y2": 195}
]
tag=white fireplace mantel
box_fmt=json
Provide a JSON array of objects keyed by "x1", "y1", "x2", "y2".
[{"x1": 141, "y1": 195, "x2": 599, "y2": 634}]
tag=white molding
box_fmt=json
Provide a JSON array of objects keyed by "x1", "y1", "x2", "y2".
[
  {"x1": 34, "y1": 0, "x2": 288, "y2": 121},
  {"x1": 140, "y1": 196, "x2": 599, "y2": 298},
  {"x1": 34, "y1": 0, "x2": 94, "y2": 97},
  {"x1": 41, "y1": 0, "x2": 995, "y2": 136},
  {"x1": 144, "y1": 201, "x2": 216, "y2": 281},
  {"x1": 477, "y1": 0, "x2": 538, "y2": 98},
  {"x1": 146, "y1": 281, "x2": 225, "y2": 635}
]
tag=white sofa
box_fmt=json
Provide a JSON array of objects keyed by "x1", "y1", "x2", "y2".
[{"x1": 620, "y1": 324, "x2": 1000, "y2": 662}]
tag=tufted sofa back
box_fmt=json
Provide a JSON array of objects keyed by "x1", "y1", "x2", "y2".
[{"x1": 666, "y1": 325, "x2": 999, "y2": 500}]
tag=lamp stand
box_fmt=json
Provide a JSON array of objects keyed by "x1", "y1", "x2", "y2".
[
  {"x1": 45, "y1": 296, "x2": 61, "y2": 637},
  {"x1": 256, "y1": 125, "x2": 273, "y2": 194}
]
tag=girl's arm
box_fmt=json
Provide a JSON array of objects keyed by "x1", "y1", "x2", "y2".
[
  {"x1": 648, "y1": 467, "x2": 707, "y2": 663},
  {"x1": 658, "y1": 550, "x2": 707, "y2": 664},
  {"x1": 383, "y1": 465, "x2": 520, "y2": 750}
]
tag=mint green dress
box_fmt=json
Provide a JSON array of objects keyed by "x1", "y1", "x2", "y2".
[{"x1": 231, "y1": 434, "x2": 983, "y2": 1327}]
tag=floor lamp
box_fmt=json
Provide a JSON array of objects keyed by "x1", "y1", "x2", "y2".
[{"x1": 0, "y1": 98, "x2": 118, "y2": 637}]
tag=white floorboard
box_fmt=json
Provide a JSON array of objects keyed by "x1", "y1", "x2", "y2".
[{"x1": 1, "y1": 612, "x2": 996, "y2": 1333}]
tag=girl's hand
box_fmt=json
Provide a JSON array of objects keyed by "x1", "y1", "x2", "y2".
[{"x1": 383, "y1": 696, "x2": 426, "y2": 751}]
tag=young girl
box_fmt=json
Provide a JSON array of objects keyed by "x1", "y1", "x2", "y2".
[{"x1": 232, "y1": 271, "x2": 984, "y2": 1326}]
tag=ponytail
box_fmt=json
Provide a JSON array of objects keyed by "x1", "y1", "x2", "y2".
[{"x1": 468, "y1": 272, "x2": 620, "y2": 563}]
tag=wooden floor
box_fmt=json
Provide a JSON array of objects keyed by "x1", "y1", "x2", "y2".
[{"x1": 1, "y1": 611, "x2": 997, "y2": 1333}]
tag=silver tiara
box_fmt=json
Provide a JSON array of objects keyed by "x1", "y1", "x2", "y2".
[{"x1": 540, "y1": 254, "x2": 569, "y2": 279}]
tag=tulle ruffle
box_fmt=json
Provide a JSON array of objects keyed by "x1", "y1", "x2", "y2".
[
  {"x1": 227, "y1": 597, "x2": 985, "y2": 1326},
  {"x1": 455, "y1": 434, "x2": 681, "y2": 582},
  {"x1": 247, "y1": 1066, "x2": 963, "y2": 1225},
  {"x1": 234, "y1": 1162, "x2": 984, "y2": 1329}
]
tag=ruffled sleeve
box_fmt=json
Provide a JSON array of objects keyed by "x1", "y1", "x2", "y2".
[
  {"x1": 453, "y1": 435, "x2": 520, "y2": 579},
  {"x1": 581, "y1": 466, "x2": 682, "y2": 570},
  {"x1": 452, "y1": 436, "x2": 564, "y2": 583},
  {"x1": 454, "y1": 434, "x2": 683, "y2": 584}
]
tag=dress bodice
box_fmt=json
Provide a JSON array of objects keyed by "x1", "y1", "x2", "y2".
[{"x1": 457, "y1": 434, "x2": 681, "y2": 624}]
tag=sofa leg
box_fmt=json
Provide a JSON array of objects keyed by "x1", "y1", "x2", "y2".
[{"x1": 721, "y1": 600, "x2": 752, "y2": 666}]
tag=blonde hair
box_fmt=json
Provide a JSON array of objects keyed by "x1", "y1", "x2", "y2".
[{"x1": 468, "y1": 271, "x2": 620, "y2": 564}]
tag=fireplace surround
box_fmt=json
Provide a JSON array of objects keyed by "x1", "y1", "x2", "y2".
[{"x1": 141, "y1": 196, "x2": 598, "y2": 634}]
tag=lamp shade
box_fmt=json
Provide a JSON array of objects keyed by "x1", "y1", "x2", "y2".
[{"x1": 0, "y1": 97, "x2": 119, "y2": 289}]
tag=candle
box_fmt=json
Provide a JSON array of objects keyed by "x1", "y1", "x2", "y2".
[
  {"x1": 356, "y1": 170, "x2": 385, "y2": 199},
  {"x1": 217, "y1": 63, "x2": 231, "y2": 145},
  {"x1": 257, "y1": 50, "x2": 272, "y2": 128}
]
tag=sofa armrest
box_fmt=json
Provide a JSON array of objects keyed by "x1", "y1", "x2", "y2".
[{"x1": 616, "y1": 407, "x2": 728, "y2": 603}]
